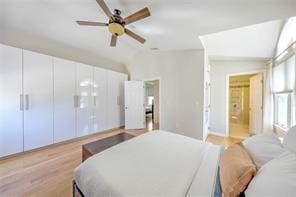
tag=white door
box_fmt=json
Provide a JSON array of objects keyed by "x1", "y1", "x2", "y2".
[
  {"x1": 76, "y1": 63, "x2": 93, "y2": 137},
  {"x1": 23, "y1": 50, "x2": 54, "y2": 151},
  {"x1": 249, "y1": 73, "x2": 263, "y2": 134},
  {"x1": 53, "y1": 58, "x2": 76, "y2": 143},
  {"x1": 0, "y1": 44, "x2": 24, "y2": 157},
  {"x1": 92, "y1": 67, "x2": 108, "y2": 133},
  {"x1": 125, "y1": 81, "x2": 145, "y2": 130}
]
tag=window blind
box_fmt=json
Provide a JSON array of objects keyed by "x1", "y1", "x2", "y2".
[{"x1": 273, "y1": 55, "x2": 295, "y2": 93}]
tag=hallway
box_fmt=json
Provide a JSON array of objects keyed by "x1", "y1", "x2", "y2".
[{"x1": 146, "y1": 113, "x2": 159, "y2": 131}]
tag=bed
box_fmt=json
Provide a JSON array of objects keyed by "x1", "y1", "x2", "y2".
[{"x1": 74, "y1": 131, "x2": 222, "y2": 197}]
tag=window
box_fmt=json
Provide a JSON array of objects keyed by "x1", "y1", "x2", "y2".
[
  {"x1": 276, "y1": 17, "x2": 296, "y2": 56},
  {"x1": 148, "y1": 96, "x2": 154, "y2": 106},
  {"x1": 273, "y1": 16, "x2": 296, "y2": 130},
  {"x1": 274, "y1": 93, "x2": 290, "y2": 128},
  {"x1": 273, "y1": 55, "x2": 295, "y2": 130}
]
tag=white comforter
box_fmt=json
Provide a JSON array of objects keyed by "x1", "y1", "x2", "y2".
[{"x1": 75, "y1": 131, "x2": 220, "y2": 197}]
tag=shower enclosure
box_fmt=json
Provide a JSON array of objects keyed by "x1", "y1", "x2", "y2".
[{"x1": 229, "y1": 75, "x2": 253, "y2": 138}]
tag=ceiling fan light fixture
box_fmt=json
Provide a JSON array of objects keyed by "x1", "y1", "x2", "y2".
[
  {"x1": 76, "y1": 0, "x2": 150, "y2": 47},
  {"x1": 108, "y1": 23, "x2": 124, "y2": 36}
]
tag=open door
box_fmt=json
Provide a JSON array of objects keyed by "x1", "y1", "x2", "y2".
[
  {"x1": 124, "y1": 81, "x2": 145, "y2": 130},
  {"x1": 249, "y1": 73, "x2": 263, "y2": 134}
]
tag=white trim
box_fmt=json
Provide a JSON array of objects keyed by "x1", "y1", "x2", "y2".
[
  {"x1": 273, "y1": 90, "x2": 294, "y2": 94},
  {"x1": 225, "y1": 69, "x2": 266, "y2": 137},
  {"x1": 207, "y1": 131, "x2": 227, "y2": 137},
  {"x1": 142, "y1": 77, "x2": 161, "y2": 130},
  {"x1": 210, "y1": 56, "x2": 270, "y2": 62},
  {"x1": 274, "y1": 124, "x2": 289, "y2": 133}
]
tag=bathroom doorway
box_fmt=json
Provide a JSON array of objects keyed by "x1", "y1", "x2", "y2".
[{"x1": 228, "y1": 73, "x2": 263, "y2": 139}]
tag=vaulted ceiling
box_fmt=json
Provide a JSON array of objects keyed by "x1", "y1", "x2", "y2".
[
  {"x1": 200, "y1": 19, "x2": 284, "y2": 59},
  {"x1": 0, "y1": 0, "x2": 296, "y2": 64}
]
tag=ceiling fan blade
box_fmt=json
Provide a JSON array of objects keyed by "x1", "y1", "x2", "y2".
[
  {"x1": 110, "y1": 35, "x2": 117, "y2": 47},
  {"x1": 124, "y1": 7, "x2": 150, "y2": 25},
  {"x1": 76, "y1": 21, "x2": 108, "y2": 26},
  {"x1": 96, "y1": 0, "x2": 113, "y2": 19},
  {"x1": 125, "y1": 28, "x2": 146, "y2": 44}
]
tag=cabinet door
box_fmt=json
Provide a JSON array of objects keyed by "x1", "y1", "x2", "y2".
[
  {"x1": 92, "y1": 67, "x2": 108, "y2": 133},
  {"x1": 107, "y1": 71, "x2": 119, "y2": 129},
  {"x1": 76, "y1": 63, "x2": 93, "y2": 137},
  {"x1": 118, "y1": 73, "x2": 128, "y2": 126},
  {"x1": 53, "y1": 58, "x2": 76, "y2": 143},
  {"x1": 0, "y1": 44, "x2": 23, "y2": 157},
  {"x1": 107, "y1": 71, "x2": 127, "y2": 129},
  {"x1": 23, "y1": 50, "x2": 54, "y2": 151}
]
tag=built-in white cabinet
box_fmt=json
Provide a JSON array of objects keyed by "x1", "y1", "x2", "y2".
[
  {"x1": 107, "y1": 71, "x2": 119, "y2": 129},
  {"x1": 107, "y1": 71, "x2": 127, "y2": 129},
  {"x1": 53, "y1": 58, "x2": 76, "y2": 143},
  {"x1": 118, "y1": 73, "x2": 128, "y2": 126},
  {"x1": 0, "y1": 43, "x2": 127, "y2": 157},
  {"x1": 92, "y1": 67, "x2": 108, "y2": 133},
  {"x1": 23, "y1": 50, "x2": 54, "y2": 151},
  {"x1": 76, "y1": 63, "x2": 93, "y2": 137},
  {"x1": 0, "y1": 44, "x2": 24, "y2": 157}
]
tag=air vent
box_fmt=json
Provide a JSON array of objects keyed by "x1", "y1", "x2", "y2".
[{"x1": 150, "y1": 47, "x2": 159, "y2": 50}]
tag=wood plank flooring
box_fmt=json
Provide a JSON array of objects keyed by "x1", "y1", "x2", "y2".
[
  {"x1": 0, "y1": 123, "x2": 236, "y2": 197},
  {"x1": 206, "y1": 134, "x2": 242, "y2": 147},
  {"x1": 0, "y1": 129, "x2": 126, "y2": 197}
]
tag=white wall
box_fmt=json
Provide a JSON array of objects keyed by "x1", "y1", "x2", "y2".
[
  {"x1": 0, "y1": 32, "x2": 127, "y2": 73},
  {"x1": 127, "y1": 50, "x2": 205, "y2": 139},
  {"x1": 210, "y1": 60, "x2": 268, "y2": 136}
]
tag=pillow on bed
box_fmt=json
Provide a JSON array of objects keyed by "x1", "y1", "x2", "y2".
[
  {"x1": 245, "y1": 150, "x2": 296, "y2": 197},
  {"x1": 283, "y1": 126, "x2": 296, "y2": 153},
  {"x1": 242, "y1": 132, "x2": 285, "y2": 169},
  {"x1": 220, "y1": 143, "x2": 256, "y2": 197}
]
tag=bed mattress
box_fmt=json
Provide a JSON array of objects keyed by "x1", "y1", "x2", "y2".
[{"x1": 75, "y1": 131, "x2": 221, "y2": 197}]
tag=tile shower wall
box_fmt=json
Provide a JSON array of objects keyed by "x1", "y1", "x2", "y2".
[{"x1": 229, "y1": 75, "x2": 254, "y2": 126}]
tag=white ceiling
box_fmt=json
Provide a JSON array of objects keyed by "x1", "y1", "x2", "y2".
[
  {"x1": 200, "y1": 20, "x2": 284, "y2": 59},
  {"x1": 0, "y1": 0, "x2": 296, "y2": 64}
]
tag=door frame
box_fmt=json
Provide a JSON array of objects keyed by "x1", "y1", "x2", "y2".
[
  {"x1": 225, "y1": 70, "x2": 266, "y2": 137},
  {"x1": 143, "y1": 77, "x2": 161, "y2": 130}
]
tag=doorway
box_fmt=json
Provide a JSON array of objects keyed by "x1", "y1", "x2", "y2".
[
  {"x1": 228, "y1": 73, "x2": 263, "y2": 139},
  {"x1": 144, "y1": 80, "x2": 160, "y2": 131}
]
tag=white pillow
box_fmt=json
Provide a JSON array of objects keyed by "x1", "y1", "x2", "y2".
[
  {"x1": 242, "y1": 132, "x2": 285, "y2": 168},
  {"x1": 283, "y1": 126, "x2": 296, "y2": 153},
  {"x1": 245, "y1": 150, "x2": 296, "y2": 197}
]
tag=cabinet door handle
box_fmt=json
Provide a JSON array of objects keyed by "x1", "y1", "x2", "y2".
[
  {"x1": 74, "y1": 95, "x2": 77, "y2": 108},
  {"x1": 117, "y1": 96, "x2": 120, "y2": 105},
  {"x1": 94, "y1": 96, "x2": 97, "y2": 107},
  {"x1": 25, "y1": 94, "x2": 29, "y2": 110},
  {"x1": 20, "y1": 94, "x2": 24, "y2": 111},
  {"x1": 74, "y1": 95, "x2": 80, "y2": 108},
  {"x1": 77, "y1": 96, "x2": 80, "y2": 108}
]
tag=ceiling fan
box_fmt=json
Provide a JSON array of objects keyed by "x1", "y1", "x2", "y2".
[{"x1": 76, "y1": 0, "x2": 151, "y2": 47}]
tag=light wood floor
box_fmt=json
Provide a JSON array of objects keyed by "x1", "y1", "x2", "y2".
[
  {"x1": 206, "y1": 134, "x2": 242, "y2": 147},
  {"x1": 0, "y1": 128, "x2": 150, "y2": 197},
  {"x1": 0, "y1": 121, "x2": 236, "y2": 196}
]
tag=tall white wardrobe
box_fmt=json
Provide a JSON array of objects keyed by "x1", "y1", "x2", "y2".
[{"x1": 0, "y1": 44, "x2": 127, "y2": 157}]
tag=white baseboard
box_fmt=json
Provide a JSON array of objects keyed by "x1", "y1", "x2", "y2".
[{"x1": 208, "y1": 131, "x2": 227, "y2": 138}]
